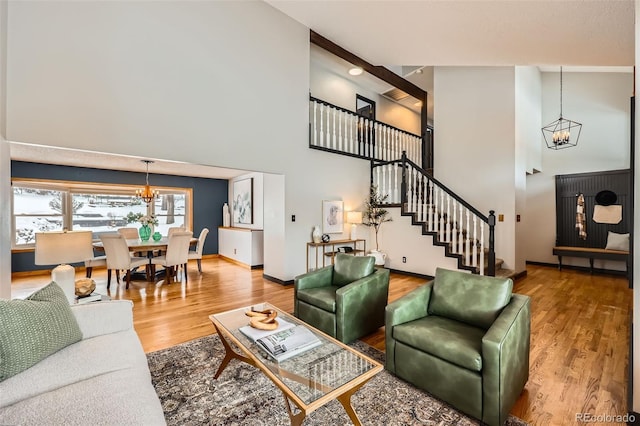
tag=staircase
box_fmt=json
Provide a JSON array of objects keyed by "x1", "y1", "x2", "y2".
[
  {"x1": 308, "y1": 96, "x2": 514, "y2": 277},
  {"x1": 372, "y1": 152, "x2": 513, "y2": 277}
]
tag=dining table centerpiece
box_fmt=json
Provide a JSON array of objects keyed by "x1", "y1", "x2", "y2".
[{"x1": 138, "y1": 214, "x2": 159, "y2": 241}]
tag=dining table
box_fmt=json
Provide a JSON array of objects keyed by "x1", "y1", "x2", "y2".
[{"x1": 93, "y1": 236, "x2": 198, "y2": 281}]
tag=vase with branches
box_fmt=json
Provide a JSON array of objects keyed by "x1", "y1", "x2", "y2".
[{"x1": 363, "y1": 185, "x2": 392, "y2": 256}]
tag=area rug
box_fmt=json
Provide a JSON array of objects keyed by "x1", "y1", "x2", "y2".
[{"x1": 147, "y1": 334, "x2": 528, "y2": 425}]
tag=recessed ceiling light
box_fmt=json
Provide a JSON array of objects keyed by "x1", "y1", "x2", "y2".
[{"x1": 349, "y1": 66, "x2": 364, "y2": 76}]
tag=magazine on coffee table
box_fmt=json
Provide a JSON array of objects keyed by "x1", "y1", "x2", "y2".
[
  {"x1": 239, "y1": 318, "x2": 296, "y2": 342},
  {"x1": 255, "y1": 325, "x2": 322, "y2": 362}
]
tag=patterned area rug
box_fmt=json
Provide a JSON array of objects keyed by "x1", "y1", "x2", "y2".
[{"x1": 147, "y1": 334, "x2": 528, "y2": 425}]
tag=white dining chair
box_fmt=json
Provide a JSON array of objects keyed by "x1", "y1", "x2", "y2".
[
  {"x1": 187, "y1": 228, "x2": 209, "y2": 274},
  {"x1": 100, "y1": 233, "x2": 150, "y2": 289},
  {"x1": 84, "y1": 255, "x2": 107, "y2": 278},
  {"x1": 150, "y1": 231, "x2": 193, "y2": 284},
  {"x1": 117, "y1": 227, "x2": 139, "y2": 239},
  {"x1": 168, "y1": 227, "x2": 185, "y2": 237}
]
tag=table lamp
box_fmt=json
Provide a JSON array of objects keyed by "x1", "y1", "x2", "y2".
[
  {"x1": 346, "y1": 211, "x2": 363, "y2": 241},
  {"x1": 35, "y1": 230, "x2": 93, "y2": 304}
]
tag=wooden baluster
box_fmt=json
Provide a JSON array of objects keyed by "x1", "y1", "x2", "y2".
[
  {"x1": 417, "y1": 175, "x2": 423, "y2": 222},
  {"x1": 446, "y1": 194, "x2": 451, "y2": 243},
  {"x1": 472, "y1": 215, "x2": 478, "y2": 268},
  {"x1": 337, "y1": 109, "x2": 343, "y2": 152},
  {"x1": 406, "y1": 166, "x2": 413, "y2": 212},
  {"x1": 459, "y1": 203, "x2": 464, "y2": 254},
  {"x1": 371, "y1": 120, "x2": 381, "y2": 160},
  {"x1": 312, "y1": 101, "x2": 317, "y2": 146},
  {"x1": 433, "y1": 185, "x2": 439, "y2": 236},
  {"x1": 400, "y1": 132, "x2": 413, "y2": 161},
  {"x1": 375, "y1": 166, "x2": 381, "y2": 194},
  {"x1": 380, "y1": 163, "x2": 386, "y2": 200},
  {"x1": 380, "y1": 126, "x2": 385, "y2": 160},
  {"x1": 439, "y1": 187, "x2": 444, "y2": 242},
  {"x1": 367, "y1": 120, "x2": 374, "y2": 158},
  {"x1": 480, "y1": 222, "x2": 485, "y2": 275},
  {"x1": 388, "y1": 164, "x2": 393, "y2": 204},
  {"x1": 384, "y1": 125, "x2": 390, "y2": 161},
  {"x1": 429, "y1": 181, "x2": 434, "y2": 232},
  {"x1": 394, "y1": 163, "x2": 400, "y2": 204},
  {"x1": 319, "y1": 104, "x2": 324, "y2": 148},
  {"x1": 465, "y1": 209, "x2": 471, "y2": 265},
  {"x1": 358, "y1": 117, "x2": 364, "y2": 157},
  {"x1": 331, "y1": 107, "x2": 336, "y2": 150},
  {"x1": 413, "y1": 169, "x2": 420, "y2": 213},
  {"x1": 451, "y1": 199, "x2": 457, "y2": 254},
  {"x1": 422, "y1": 176, "x2": 428, "y2": 224}
]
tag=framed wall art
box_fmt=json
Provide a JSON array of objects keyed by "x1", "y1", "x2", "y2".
[
  {"x1": 233, "y1": 178, "x2": 253, "y2": 225},
  {"x1": 322, "y1": 200, "x2": 343, "y2": 234}
]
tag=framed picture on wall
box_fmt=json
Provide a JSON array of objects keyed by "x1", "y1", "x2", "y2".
[
  {"x1": 322, "y1": 200, "x2": 343, "y2": 234},
  {"x1": 233, "y1": 178, "x2": 253, "y2": 225}
]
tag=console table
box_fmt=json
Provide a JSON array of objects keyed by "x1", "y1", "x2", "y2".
[{"x1": 306, "y1": 239, "x2": 366, "y2": 272}]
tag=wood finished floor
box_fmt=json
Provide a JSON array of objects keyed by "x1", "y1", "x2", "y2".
[{"x1": 11, "y1": 259, "x2": 632, "y2": 425}]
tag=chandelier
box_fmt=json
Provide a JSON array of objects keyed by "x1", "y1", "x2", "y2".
[
  {"x1": 541, "y1": 66, "x2": 582, "y2": 150},
  {"x1": 136, "y1": 160, "x2": 159, "y2": 204}
]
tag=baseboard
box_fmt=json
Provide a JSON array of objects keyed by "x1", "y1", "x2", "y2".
[
  {"x1": 218, "y1": 255, "x2": 263, "y2": 270},
  {"x1": 263, "y1": 274, "x2": 294, "y2": 286},
  {"x1": 387, "y1": 268, "x2": 434, "y2": 281},
  {"x1": 512, "y1": 270, "x2": 528, "y2": 280},
  {"x1": 525, "y1": 260, "x2": 629, "y2": 277}
]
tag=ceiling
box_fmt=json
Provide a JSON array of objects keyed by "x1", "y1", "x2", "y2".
[
  {"x1": 9, "y1": 142, "x2": 249, "y2": 180},
  {"x1": 268, "y1": 0, "x2": 635, "y2": 67}
]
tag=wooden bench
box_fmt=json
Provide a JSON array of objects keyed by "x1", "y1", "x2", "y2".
[{"x1": 553, "y1": 246, "x2": 630, "y2": 275}]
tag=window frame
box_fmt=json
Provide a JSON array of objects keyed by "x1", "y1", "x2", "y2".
[{"x1": 11, "y1": 178, "x2": 193, "y2": 250}]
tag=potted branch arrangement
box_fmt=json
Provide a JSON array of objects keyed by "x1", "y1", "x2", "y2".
[{"x1": 363, "y1": 185, "x2": 392, "y2": 266}]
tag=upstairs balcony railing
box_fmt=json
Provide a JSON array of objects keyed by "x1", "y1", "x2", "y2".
[{"x1": 309, "y1": 96, "x2": 424, "y2": 166}]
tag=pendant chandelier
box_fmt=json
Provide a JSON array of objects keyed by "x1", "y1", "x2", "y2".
[
  {"x1": 136, "y1": 160, "x2": 160, "y2": 204},
  {"x1": 542, "y1": 66, "x2": 582, "y2": 150}
]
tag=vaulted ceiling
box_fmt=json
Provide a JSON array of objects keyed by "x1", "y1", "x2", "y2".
[{"x1": 268, "y1": 0, "x2": 634, "y2": 67}]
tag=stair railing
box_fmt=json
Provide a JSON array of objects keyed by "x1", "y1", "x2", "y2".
[
  {"x1": 371, "y1": 152, "x2": 496, "y2": 276},
  {"x1": 309, "y1": 96, "x2": 424, "y2": 167}
]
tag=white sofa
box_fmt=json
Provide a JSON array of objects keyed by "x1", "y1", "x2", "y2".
[{"x1": 0, "y1": 300, "x2": 166, "y2": 425}]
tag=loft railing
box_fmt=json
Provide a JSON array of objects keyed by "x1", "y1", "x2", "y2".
[
  {"x1": 371, "y1": 152, "x2": 496, "y2": 276},
  {"x1": 309, "y1": 96, "x2": 424, "y2": 166}
]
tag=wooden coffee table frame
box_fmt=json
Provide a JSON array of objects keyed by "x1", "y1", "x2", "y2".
[{"x1": 209, "y1": 305, "x2": 382, "y2": 426}]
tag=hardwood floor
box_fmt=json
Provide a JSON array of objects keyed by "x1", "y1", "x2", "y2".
[{"x1": 11, "y1": 259, "x2": 632, "y2": 425}]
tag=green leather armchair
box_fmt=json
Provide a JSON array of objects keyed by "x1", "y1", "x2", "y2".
[
  {"x1": 385, "y1": 268, "x2": 530, "y2": 426},
  {"x1": 294, "y1": 253, "x2": 390, "y2": 344}
]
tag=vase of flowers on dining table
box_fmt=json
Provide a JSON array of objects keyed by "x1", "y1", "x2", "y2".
[{"x1": 138, "y1": 214, "x2": 159, "y2": 241}]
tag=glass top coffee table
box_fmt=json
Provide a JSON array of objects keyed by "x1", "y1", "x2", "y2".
[{"x1": 209, "y1": 302, "x2": 382, "y2": 426}]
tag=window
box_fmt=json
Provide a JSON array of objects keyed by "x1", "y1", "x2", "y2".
[{"x1": 12, "y1": 180, "x2": 192, "y2": 248}]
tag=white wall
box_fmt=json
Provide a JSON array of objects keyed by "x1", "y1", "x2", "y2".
[
  {"x1": 516, "y1": 67, "x2": 542, "y2": 174},
  {"x1": 5, "y1": 1, "x2": 374, "y2": 282},
  {"x1": 515, "y1": 66, "x2": 541, "y2": 274},
  {"x1": 311, "y1": 46, "x2": 421, "y2": 135},
  {"x1": 381, "y1": 208, "x2": 459, "y2": 275},
  {"x1": 0, "y1": 0, "x2": 9, "y2": 299},
  {"x1": 434, "y1": 67, "x2": 519, "y2": 272},
  {"x1": 525, "y1": 71, "x2": 632, "y2": 269}
]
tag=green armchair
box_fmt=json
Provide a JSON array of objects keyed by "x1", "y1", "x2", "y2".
[
  {"x1": 385, "y1": 268, "x2": 530, "y2": 426},
  {"x1": 294, "y1": 253, "x2": 390, "y2": 344}
]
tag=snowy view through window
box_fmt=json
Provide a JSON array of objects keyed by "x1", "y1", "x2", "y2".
[{"x1": 13, "y1": 187, "x2": 186, "y2": 246}]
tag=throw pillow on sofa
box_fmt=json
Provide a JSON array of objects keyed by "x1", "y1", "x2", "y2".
[{"x1": 0, "y1": 281, "x2": 82, "y2": 382}]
